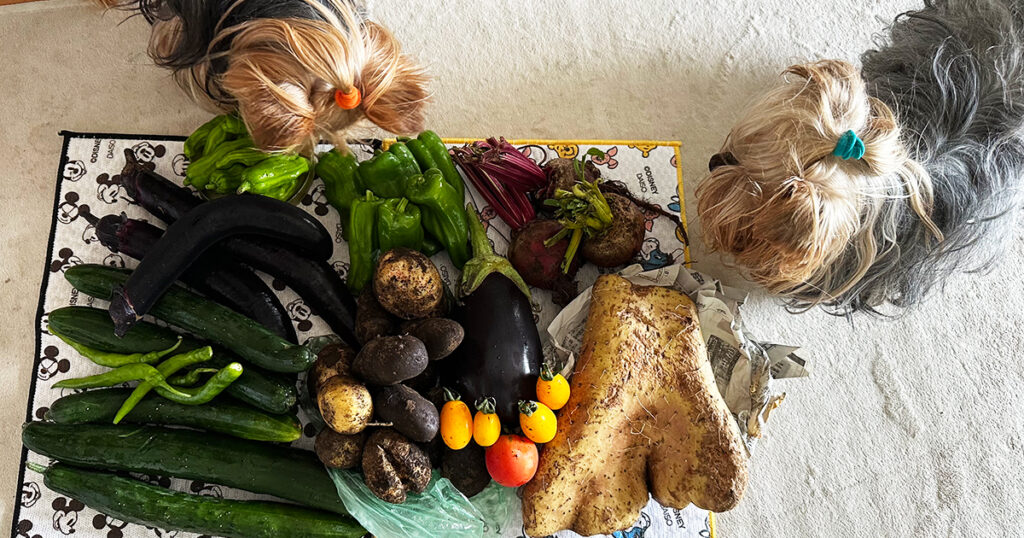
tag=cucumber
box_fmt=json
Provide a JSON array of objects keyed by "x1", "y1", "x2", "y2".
[
  {"x1": 48, "y1": 306, "x2": 179, "y2": 352},
  {"x1": 23, "y1": 423, "x2": 347, "y2": 516},
  {"x1": 47, "y1": 306, "x2": 297, "y2": 414},
  {"x1": 63, "y1": 265, "x2": 314, "y2": 373},
  {"x1": 37, "y1": 463, "x2": 364, "y2": 538},
  {"x1": 46, "y1": 389, "x2": 301, "y2": 442}
]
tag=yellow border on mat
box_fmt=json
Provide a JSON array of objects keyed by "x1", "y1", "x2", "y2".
[
  {"x1": 709, "y1": 512, "x2": 717, "y2": 537},
  {"x1": 440, "y1": 138, "x2": 691, "y2": 264}
]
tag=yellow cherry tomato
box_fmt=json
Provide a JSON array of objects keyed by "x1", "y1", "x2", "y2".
[
  {"x1": 518, "y1": 400, "x2": 557, "y2": 444},
  {"x1": 536, "y1": 366, "x2": 570, "y2": 411},
  {"x1": 440, "y1": 388, "x2": 472, "y2": 450},
  {"x1": 473, "y1": 397, "x2": 501, "y2": 447}
]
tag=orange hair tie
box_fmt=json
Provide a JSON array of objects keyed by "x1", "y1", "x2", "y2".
[{"x1": 335, "y1": 87, "x2": 361, "y2": 110}]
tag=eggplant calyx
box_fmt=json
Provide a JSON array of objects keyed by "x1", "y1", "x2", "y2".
[{"x1": 459, "y1": 204, "x2": 531, "y2": 300}]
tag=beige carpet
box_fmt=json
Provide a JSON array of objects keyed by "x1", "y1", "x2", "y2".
[{"x1": 1, "y1": 1, "x2": 1022, "y2": 536}]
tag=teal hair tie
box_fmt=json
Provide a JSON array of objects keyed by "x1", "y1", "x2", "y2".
[{"x1": 833, "y1": 130, "x2": 865, "y2": 160}]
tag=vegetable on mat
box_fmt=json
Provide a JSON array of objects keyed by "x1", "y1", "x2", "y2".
[
  {"x1": 517, "y1": 400, "x2": 557, "y2": 444},
  {"x1": 49, "y1": 326, "x2": 180, "y2": 367},
  {"x1": 352, "y1": 334, "x2": 428, "y2": 386},
  {"x1": 46, "y1": 388, "x2": 301, "y2": 442},
  {"x1": 46, "y1": 306, "x2": 297, "y2": 414},
  {"x1": 361, "y1": 428, "x2": 432, "y2": 504},
  {"x1": 536, "y1": 365, "x2": 570, "y2": 411},
  {"x1": 441, "y1": 205, "x2": 542, "y2": 425},
  {"x1": 22, "y1": 422, "x2": 354, "y2": 517},
  {"x1": 66, "y1": 265, "x2": 315, "y2": 373},
  {"x1": 450, "y1": 137, "x2": 546, "y2": 230},
  {"x1": 485, "y1": 434, "x2": 538, "y2": 488},
  {"x1": 237, "y1": 153, "x2": 310, "y2": 199},
  {"x1": 440, "y1": 388, "x2": 472, "y2": 450},
  {"x1": 377, "y1": 198, "x2": 424, "y2": 252},
  {"x1": 346, "y1": 191, "x2": 382, "y2": 292},
  {"x1": 317, "y1": 375, "x2": 373, "y2": 435},
  {"x1": 372, "y1": 383, "x2": 439, "y2": 443},
  {"x1": 30, "y1": 463, "x2": 364, "y2": 538},
  {"x1": 521, "y1": 275, "x2": 749, "y2": 536},
  {"x1": 93, "y1": 213, "x2": 296, "y2": 342},
  {"x1": 108, "y1": 194, "x2": 332, "y2": 336},
  {"x1": 472, "y1": 397, "x2": 501, "y2": 447},
  {"x1": 406, "y1": 168, "x2": 471, "y2": 267},
  {"x1": 372, "y1": 248, "x2": 444, "y2": 320}
]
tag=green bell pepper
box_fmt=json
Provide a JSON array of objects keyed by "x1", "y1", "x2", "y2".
[
  {"x1": 406, "y1": 168, "x2": 471, "y2": 267},
  {"x1": 347, "y1": 191, "x2": 382, "y2": 292},
  {"x1": 404, "y1": 138, "x2": 439, "y2": 173},
  {"x1": 356, "y1": 146, "x2": 419, "y2": 199},
  {"x1": 417, "y1": 131, "x2": 464, "y2": 200},
  {"x1": 377, "y1": 198, "x2": 424, "y2": 253},
  {"x1": 316, "y1": 149, "x2": 363, "y2": 240},
  {"x1": 184, "y1": 137, "x2": 253, "y2": 190},
  {"x1": 237, "y1": 154, "x2": 310, "y2": 200},
  {"x1": 421, "y1": 235, "x2": 443, "y2": 257}
]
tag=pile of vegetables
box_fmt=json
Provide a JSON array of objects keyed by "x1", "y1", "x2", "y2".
[
  {"x1": 184, "y1": 114, "x2": 311, "y2": 201},
  {"x1": 315, "y1": 131, "x2": 469, "y2": 291}
]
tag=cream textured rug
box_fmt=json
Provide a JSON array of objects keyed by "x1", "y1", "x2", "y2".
[{"x1": 1, "y1": 1, "x2": 1021, "y2": 536}]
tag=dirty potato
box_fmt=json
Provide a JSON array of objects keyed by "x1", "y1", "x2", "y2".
[
  {"x1": 362, "y1": 429, "x2": 432, "y2": 504},
  {"x1": 373, "y1": 248, "x2": 443, "y2": 320},
  {"x1": 400, "y1": 318, "x2": 464, "y2": 361},
  {"x1": 372, "y1": 383, "x2": 439, "y2": 443},
  {"x1": 317, "y1": 375, "x2": 373, "y2": 435},
  {"x1": 356, "y1": 288, "x2": 397, "y2": 345},
  {"x1": 311, "y1": 343, "x2": 355, "y2": 392},
  {"x1": 315, "y1": 429, "x2": 366, "y2": 469},
  {"x1": 352, "y1": 335, "x2": 429, "y2": 386}
]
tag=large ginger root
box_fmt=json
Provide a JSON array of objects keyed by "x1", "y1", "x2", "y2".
[{"x1": 522, "y1": 275, "x2": 748, "y2": 536}]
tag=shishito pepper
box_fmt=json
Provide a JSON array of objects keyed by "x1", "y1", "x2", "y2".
[
  {"x1": 183, "y1": 116, "x2": 222, "y2": 161},
  {"x1": 316, "y1": 149, "x2": 363, "y2": 239},
  {"x1": 206, "y1": 164, "x2": 247, "y2": 194},
  {"x1": 347, "y1": 191, "x2": 383, "y2": 292},
  {"x1": 216, "y1": 146, "x2": 271, "y2": 169},
  {"x1": 356, "y1": 147, "x2": 420, "y2": 199},
  {"x1": 417, "y1": 131, "x2": 465, "y2": 200},
  {"x1": 201, "y1": 114, "x2": 247, "y2": 157},
  {"x1": 377, "y1": 198, "x2": 424, "y2": 252},
  {"x1": 406, "y1": 168, "x2": 471, "y2": 267},
  {"x1": 237, "y1": 154, "x2": 310, "y2": 200},
  {"x1": 184, "y1": 137, "x2": 253, "y2": 189}
]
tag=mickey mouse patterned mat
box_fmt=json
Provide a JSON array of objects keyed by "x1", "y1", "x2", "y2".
[{"x1": 13, "y1": 131, "x2": 711, "y2": 538}]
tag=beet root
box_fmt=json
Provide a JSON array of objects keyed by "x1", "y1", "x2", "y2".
[
  {"x1": 582, "y1": 193, "x2": 645, "y2": 267},
  {"x1": 509, "y1": 219, "x2": 581, "y2": 288}
]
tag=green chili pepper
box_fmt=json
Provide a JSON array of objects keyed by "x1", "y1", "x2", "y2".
[
  {"x1": 52, "y1": 364, "x2": 187, "y2": 396},
  {"x1": 48, "y1": 326, "x2": 181, "y2": 368},
  {"x1": 183, "y1": 116, "x2": 225, "y2": 161},
  {"x1": 237, "y1": 154, "x2": 309, "y2": 200},
  {"x1": 316, "y1": 149, "x2": 362, "y2": 239},
  {"x1": 417, "y1": 131, "x2": 464, "y2": 200},
  {"x1": 156, "y1": 363, "x2": 243, "y2": 405},
  {"x1": 215, "y1": 147, "x2": 271, "y2": 169},
  {"x1": 404, "y1": 138, "x2": 439, "y2": 174},
  {"x1": 185, "y1": 137, "x2": 254, "y2": 189},
  {"x1": 167, "y1": 368, "x2": 219, "y2": 387},
  {"x1": 377, "y1": 198, "x2": 424, "y2": 252},
  {"x1": 356, "y1": 151, "x2": 417, "y2": 199},
  {"x1": 114, "y1": 346, "x2": 214, "y2": 423},
  {"x1": 205, "y1": 164, "x2": 247, "y2": 194},
  {"x1": 406, "y1": 168, "x2": 471, "y2": 267},
  {"x1": 346, "y1": 191, "x2": 382, "y2": 292}
]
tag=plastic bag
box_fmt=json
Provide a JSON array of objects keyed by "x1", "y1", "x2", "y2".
[
  {"x1": 328, "y1": 469, "x2": 488, "y2": 537},
  {"x1": 469, "y1": 480, "x2": 518, "y2": 536}
]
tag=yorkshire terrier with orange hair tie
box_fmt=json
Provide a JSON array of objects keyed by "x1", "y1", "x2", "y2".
[{"x1": 100, "y1": 0, "x2": 430, "y2": 152}]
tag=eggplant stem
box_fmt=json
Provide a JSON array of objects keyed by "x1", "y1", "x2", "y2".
[{"x1": 460, "y1": 204, "x2": 532, "y2": 300}]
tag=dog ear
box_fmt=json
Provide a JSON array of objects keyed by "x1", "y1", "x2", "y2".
[{"x1": 359, "y1": 21, "x2": 430, "y2": 135}]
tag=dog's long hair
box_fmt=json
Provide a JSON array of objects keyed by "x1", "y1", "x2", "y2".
[
  {"x1": 101, "y1": 0, "x2": 429, "y2": 151},
  {"x1": 697, "y1": 0, "x2": 1024, "y2": 314}
]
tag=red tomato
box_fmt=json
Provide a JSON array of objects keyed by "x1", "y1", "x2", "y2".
[{"x1": 485, "y1": 434, "x2": 538, "y2": 487}]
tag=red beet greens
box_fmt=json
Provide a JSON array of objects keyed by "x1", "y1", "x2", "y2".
[{"x1": 450, "y1": 138, "x2": 546, "y2": 230}]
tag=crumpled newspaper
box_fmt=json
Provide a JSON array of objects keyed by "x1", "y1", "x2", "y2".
[{"x1": 545, "y1": 264, "x2": 809, "y2": 450}]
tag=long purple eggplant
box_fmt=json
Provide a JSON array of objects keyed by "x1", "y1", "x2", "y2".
[
  {"x1": 109, "y1": 193, "x2": 332, "y2": 335},
  {"x1": 441, "y1": 205, "x2": 541, "y2": 425},
  {"x1": 119, "y1": 151, "x2": 358, "y2": 347},
  {"x1": 93, "y1": 213, "x2": 296, "y2": 343}
]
